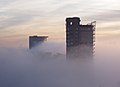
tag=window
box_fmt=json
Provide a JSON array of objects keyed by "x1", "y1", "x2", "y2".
[
  {"x1": 67, "y1": 43, "x2": 70, "y2": 47},
  {"x1": 70, "y1": 42, "x2": 73, "y2": 45},
  {"x1": 75, "y1": 31, "x2": 78, "y2": 34},
  {"x1": 66, "y1": 36, "x2": 69, "y2": 38},
  {"x1": 67, "y1": 40, "x2": 69, "y2": 43},
  {"x1": 76, "y1": 28, "x2": 78, "y2": 30},
  {"x1": 70, "y1": 22, "x2": 73, "y2": 25},
  {"x1": 76, "y1": 40, "x2": 79, "y2": 45},
  {"x1": 67, "y1": 32, "x2": 69, "y2": 35},
  {"x1": 67, "y1": 28, "x2": 70, "y2": 31}
]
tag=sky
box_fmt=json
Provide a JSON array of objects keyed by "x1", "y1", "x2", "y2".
[{"x1": 0, "y1": 0, "x2": 120, "y2": 47}]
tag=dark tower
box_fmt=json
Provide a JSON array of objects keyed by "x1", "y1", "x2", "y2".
[
  {"x1": 66, "y1": 17, "x2": 81, "y2": 47},
  {"x1": 29, "y1": 36, "x2": 48, "y2": 49},
  {"x1": 66, "y1": 17, "x2": 95, "y2": 59}
]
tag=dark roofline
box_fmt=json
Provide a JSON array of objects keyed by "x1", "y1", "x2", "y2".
[
  {"x1": 66, "y1": 17, "x2": 81, "y2": 21},
  {"x1": 80, "y1": 25, "x2": 94, "y2": 27},
  {"x1": 29, "y1": 36, "x2": 48, "y2": 38}
]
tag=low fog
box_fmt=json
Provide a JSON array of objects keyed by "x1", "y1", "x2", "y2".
[{"x1": 0, "y1": 39, "x2": 120, "y2": 87}]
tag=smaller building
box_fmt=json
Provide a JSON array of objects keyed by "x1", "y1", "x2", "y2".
[{"x1": 29, "y1": 36, "x2": 48, "y2": 49}]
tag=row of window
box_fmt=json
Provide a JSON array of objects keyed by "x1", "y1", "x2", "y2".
[
  {"x1": 67, "y1": 43, "x2": 79, "y2": 47},
  {"x1": 67, "y1": 39, "x2": 79, "y2": 42},
  {"x1": 67, "y1": 40, "x2": 79, "y2": 47},
  {"x1": 67, "y1": 28, "x2": 94, "y2": 31},
  {"x1": 67, "y1": 28, "x2": 79, "y2": 31},
  {"x1": 67, "y1": 42, "x2": 94, "y2": 47},
  {"x1": 66, "y1": 32, "x2": 79, "y2": 34},
  {"x1": 66, "y1": 36, "x2": 79, "y2": 38}
]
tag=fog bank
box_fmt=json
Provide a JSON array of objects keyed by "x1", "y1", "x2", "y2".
[{"x1": 0, "y1": 39, "x2": 120, "y2": 87}]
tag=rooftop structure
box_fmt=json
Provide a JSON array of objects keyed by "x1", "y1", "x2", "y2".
[{"x1": 29, "y1": 36, "x2": 48, "y2": 49}]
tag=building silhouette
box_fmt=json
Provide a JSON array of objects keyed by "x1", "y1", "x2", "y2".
[
  {"x1": 66, "y1": 17, "x2": 96, "y2": 59},
  {"x1": 29, "y1": 36, "x2": 48, "y2": 49}
]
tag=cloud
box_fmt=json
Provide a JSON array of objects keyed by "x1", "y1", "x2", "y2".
[
  {"x1": 0, "y1": 12, "x2": 34, "y2": 30},
  {"x1": 0, "y1": 43, "x2": 95, "y2": 87},
  {"x1": 0, "y1": 0, "x2": 15, "y2": 8},
  {"x1": 0, "y1": 39, "x2": 120, "y2": 87},
  {"x1": 85, "y1": 10, "x2": 120, "y2": 22},
  {"x1": 80, "y1": 10, "x2": 120, "y2": 33}
]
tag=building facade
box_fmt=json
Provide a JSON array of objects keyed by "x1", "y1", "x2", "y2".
[
  {"x1": 66, "y1": 17, "x2": 96, "y2": 58},
  {"x1": 29, "y1": 36, "x2": 48, "y2": 49}
]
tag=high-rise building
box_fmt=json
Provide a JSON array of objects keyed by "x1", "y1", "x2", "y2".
[
  {"x1": 66, "y1": 17, "x2": 96, "y2": 58},
  {"x1": 29, "y1": 36, "x2": 48, "y2": 49}
]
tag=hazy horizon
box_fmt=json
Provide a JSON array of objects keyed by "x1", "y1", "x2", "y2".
[{"x1": 0, "y1": 39, "x2": 120, "y2": 87}]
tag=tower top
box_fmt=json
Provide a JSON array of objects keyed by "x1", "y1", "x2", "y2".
[{"x1": 66, "y1": 17, "x2": 81, "y2": 22}]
